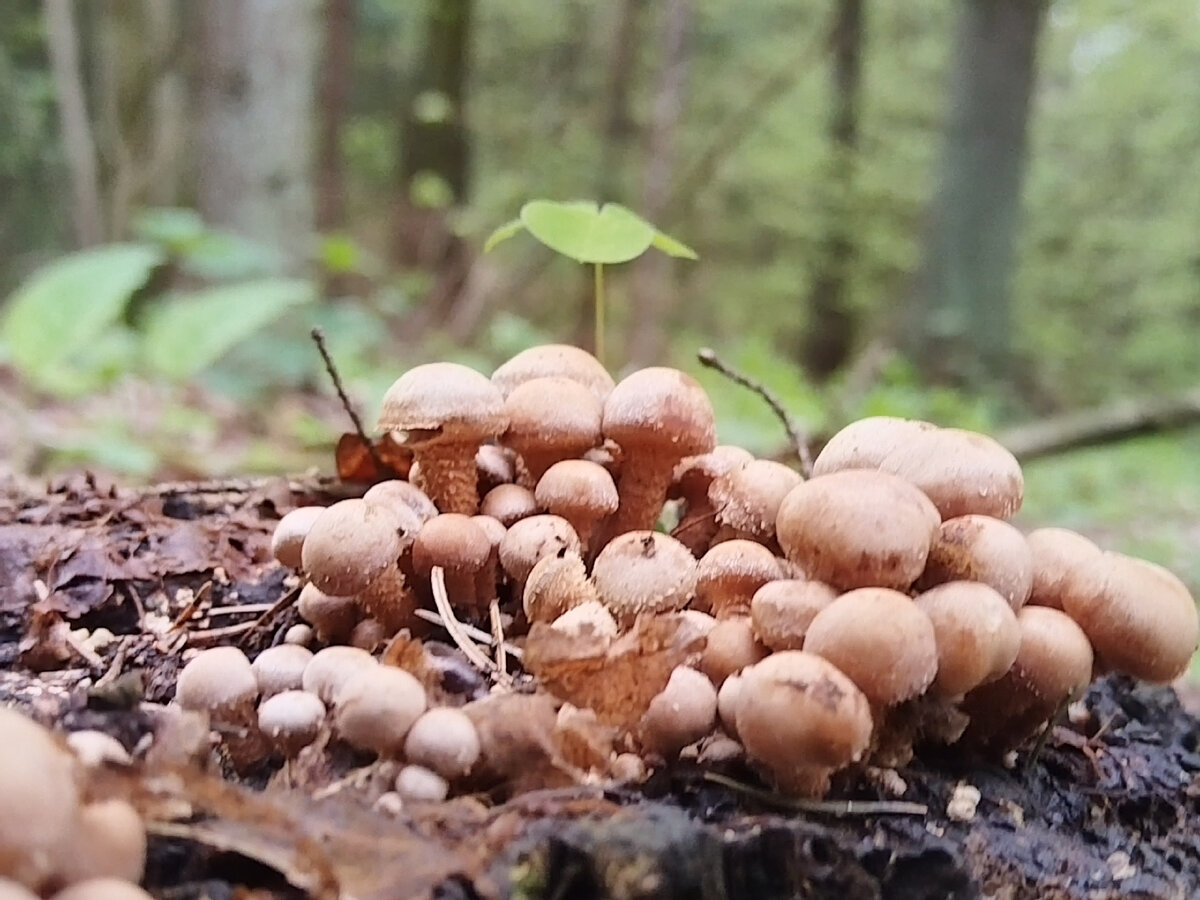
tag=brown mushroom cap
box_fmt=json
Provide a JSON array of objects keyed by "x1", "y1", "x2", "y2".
[
  {"x1": 377, "y1": 362, "x2": 508, "y2": 514},
  {"x1": 498, "y1": 514, "x2": 582, "y2": 591},
  {"x1": 53, "y1": 799, "x2": 146, "y2": 886},
  {"x1": 591, "y1": 531, "x2": 699, "y2": 627},
  {"x1": 0, "y1": 708, "x2": 80, "y2": 890},
  {"x1": 302, "y1": 499, "x2": 403, "y2": 597},
  {"x1": 480, "y1": 483, "x2": 538, "y2": 526},
  {"x1": 362, "y1": 480, "x2": 438, "y2": 526},
  {"x1": 411, "y1": 513, "x2": 492, "y2": 613},
  {"x1": 491, "y1": 343, "x2": 615, "y2": 402},
  {"x1": 251, "y1": 644, "x2": 314, "y2": 698},
  {"x1": 639, "y1": 666, "x2": 718, "y2": 758},
  {"x1": 803, "y1": 588, "x2": 938, "y2": 707},
  {"x1": 523, "y1": 551, "x2": 597, "y2": 623},
  {"x1": 709, "y1": 459, "x2": 804, "y2": 546},
  {"x1": 550, "y1": 599, "x2": 619, "y2": 639},
  {"x1": 257, "y1": 690, "x2": 326, "y2": 757},
  {"x1": 716, "y1": 673, "x2": 744, "y2": 738},
  {"x1": 775, "y1": 470, "x2": 940, "y2": 591},
  {"x1": 879, "y1": 427, "x2": 1023, "y2": 520},
  {"x1": 914, "y1": 581, "x2": 1021, "y2": 697},
  {"x1": 296, "y1": 583, "x2": 358, "y2": 643},
  {"x1": 918, "y1": 515, "x2": 1034, "y2": 609},
  {"x1": 175, "y1": 646, "x2": 259, "y2": 720},
  {"x1": 602, "y1": 367, "x2": 717, "y2": 535},
  {"x1": 270, "y1": 506, "x2": 325, "y2": 569},
  {"x1": 333, "y1": 665, "x2": 428, "y2": 756},
  {"x1": 693, "y1": 540, "x2": 784, "y2": 618},
  {"x1": 812, "y1": 417, "x2": 939, "y2": 476},
  {"x1": 750, "y1": 578, "x2": 839, "y2": 651},
  {"x1": 1025, "y1": 527, "x2": 1106, "y2": 611},
  {"x1": 534, "y1": 459, "x2": 619, "y2": 553},
  {"x1": 670, "y1": 445, "x2": 755, "y2": 555},
  {"x1": 699, "y1": 616, "x2": 769, "y2": 686},
  {"x1": 735, "y1": 651, "x2": 873, "y2": 797},
  {"x1": 301, "y1": 645, "x2": 378, "y2": 705},
  {"x1": 1064, "y1": 552, "x2": 1199, "y2": 683},
  {"x1": 403, "y1": 707, "x2": 481, "y2": 779},
  {"x1": 502, "y1": 377, "x2": 603, "y2": 482}
]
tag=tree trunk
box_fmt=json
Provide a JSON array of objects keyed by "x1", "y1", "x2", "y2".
[
  {"x1": 43, "y1": 0, "x2": 104, "y2": 248},
  {"x1": 798, "y1": 0, "x2": 865, "y2": 382},
  {"x1": 901, "y1": 0, "x2": 1047, "y2": 391},
  {"x1": 195, "y1": 0, "x2": 318, "y2": 270},
  {"x1": 625, "y1": 0, "x2": 694, "y2": 368},
  {"x1": 316, "y1": 0, "x2": 354, "y2": 232}
]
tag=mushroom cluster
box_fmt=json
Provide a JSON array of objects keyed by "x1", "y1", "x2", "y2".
[{"x1": 260, "y1": 352, "x2": 1199, "y2": 799}]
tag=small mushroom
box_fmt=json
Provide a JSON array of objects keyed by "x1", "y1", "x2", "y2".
[
  {"x1": 698, "y1": 616, "x2": 769, "y2": 686},
  {"x1": 411, "y1": 514, "x2": 492, "y2": 615},
  {"x1": 775, "y1": 470, "x2": 940, "y2": 591},
  {"x1": 550, "y1": 599, "x2": 619, "y2": 639},
  {"x1": 602, "y1": 367, "x2": 717, "y2": 536},
  {"x1": 879, "y1": 427, "x2": 1023, "y2": 520},
  {"x1": 301, "y1": 499, "x2": 403, "y2": 597},
  {"x1": 257, "y1": 690, "x2": 326, "y2": 758},
  {"x1": 914, "y1": 581, "x2": 1021, "y2": 697},
  {"x1": 802, "y1": 588, "x2": 938, "y2": 710},
  {"x1": 301, "y1": 645, "x2": 378, "y2": 705},
  {"x1": 749, "y1": 578, "x2": 838, "y2": 651},
  {"x1": 377, "y1": 362, "x2": 509, "y2": 514},
  {"x1": 475, "y1": 443, "x2": 516, "y2": 494},
  {"x1": 523, "y1": 551, "x2": 598, "y2": 624},
  {"x1": 590, "y1": 531, "x2": 698, "y2": 628},
  {"x1": 670, "y1": 445, "x2": 755, "y2": 556},
  {"x1": 296, "y1": 583, "x2": 358, "y2": 644},
  {"x1": 735, "y1": 651, "x2": 873, "y2": 797},
  {"x1": 498, "y1": 514, "x2": 582, "y2": 596},
  {"x1": 639, "y1": 665, "x2": 718, "y2": 759},
  {"x1": 251, "y1": 644, "x2": 314, "y2": 698},
  {"x1": 918, "y1": 515, "x2": 1034, "y2": 610},
  {"x1": 491, "y1": 343, "x2": 615, "y2": 402},
  {"x1": 1025, "y1": 527, "x2": 1106, "y2": 611},
  {"x1": 49, "y1": 880, "x2": 154, "y2": 900},
  {"x1": 534, "y1": 460, "x2": 619, "y2": 557},
  {"x1": 709, "y1": 459, "x2": 804, "y2": 549},
  {"x1": 270, "y1": 506, "x2": 325, "y2": 569},
  {"x1": 716, "y1": 673, "x2": 744, "y2": 738},
  {"x1": 175, "y1": 646, "x2": 259, "y2": 724},
  {"x1": 693, "y1": 539, "x2": 784, "y2": 618},
  {"x1": 479, "y1": 483, "x2": 538, "y2": 526},
  {"x1": 502, "y1": 376, "x2": 603, "y2": 483},
  {"x1": 1063, "y1": 552, "x2": 1199, "y2": 683},
  {"x1": 53, "y1": 799, "x2": 146, "y2": 886},
  {"x1": 334, "y1": 665, "x2": 428, "y2": 756},
  {"x1": 812, "y1": 416, "x2": 939, "y2": 476},
  {"x1": 394, "y1": 764, "x2": 450, "y2": 803},
  {"x1": 363, "y1": 479, "x2": 439, "y2": 524},
  {"x1": 403, "y1": 707, "x2": 481, "y2": 779}
]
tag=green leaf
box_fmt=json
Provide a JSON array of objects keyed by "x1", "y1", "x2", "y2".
[
  {"x1": 483, "y1": 218, "x2": 525, "y2": 253},
  {"x1": 651, "y1": 229, "x2": 699, "y2": 260},
  {"x1": 2, "y1": 243, "x2": 164, "y2": 392},
  {"x1": 142, "y1": 278, "x2": 316, "y2": 380},
  {"x1": 519, "y1": 200, "x2": 656, "y2": 264}
]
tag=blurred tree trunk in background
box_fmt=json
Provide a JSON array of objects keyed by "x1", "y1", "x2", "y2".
[
  {"x1": 43, "y1": 0, "x2": 103, "y2": 247},
  {"x1": 798, "y1": 0, "x2": 864, "y2": 382},
  {"x1": 316, "y1": 0, "x2": 354, "y2": 233},
  {"x1": 91, "y1": 0, "x2": 184, "y2": 238},
  {"x1": 196, "y1": 0, "x2": 318, "y2": 270},
  {"x1": 901, "y1": 0, "x2": 1046, "y2": 392},
  {"x1": 394, "y1": 0, "x2": 474, "y2": 333},
  {"x1": 626, "y1": 0, "x2": 694, "y2": 367}
]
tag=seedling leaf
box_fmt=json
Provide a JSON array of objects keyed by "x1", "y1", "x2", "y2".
[
  {"x1": 651, "y1": 229, "x2": 699, "y2": 260},
  {"x1": 519, "y1": 200, "x2": 655, "y2": 264},
  {"x1": 483, "y1": 218, "x2": 524, "y2": 253}
]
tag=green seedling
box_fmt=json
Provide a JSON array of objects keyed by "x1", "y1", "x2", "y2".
[{"x1": 484, "y1": 200, "x2": 697, "y2": 366}]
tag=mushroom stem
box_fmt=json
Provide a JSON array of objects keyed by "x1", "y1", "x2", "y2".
[
  {"x1": 611, "y1": 462, "x2": 674, "y2": 537},
  {"x1": 413, "y1": 440, "x2": 481, "y2": 514}
]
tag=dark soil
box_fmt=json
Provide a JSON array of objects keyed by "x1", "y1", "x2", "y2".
[{"x1": 2, "y1": 473, "x2": 1197, "y2": 900}]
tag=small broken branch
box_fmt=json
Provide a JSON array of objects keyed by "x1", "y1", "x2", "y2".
[
  {"x1": 697, "y1": 347, "x2": 814, "y2": 475},
  {"x1": 429, "y1": 566, "x2": 508, "y2": 683},
  {"x1": 311, "y1": 327, "x2": 385, "y2": 475},
  {"x1": 702, "y1": 772, "x2": 927, "y2": 816}
]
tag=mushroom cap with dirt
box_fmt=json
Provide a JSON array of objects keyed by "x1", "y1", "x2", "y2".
[
  {"x1": 669, "y1": 444, "x2": 754, "y2": 555},
  {"x1": 639, "y1": 665, "x2": 719, "y2": 758},
  {"x1": 333, "y1": 665, "x2": 428, "y2": 756},
  {"x1": 498, "y1": 514, "x2": 582, "y2": 594},
  {"x1": 0, "y1": 708, "x2": 80, "y2": 890},
  {"x1": 812, "y1": 416, "x2": 939, "y2": 476},
  {"x1": 803, "y1": 587, "x2": 939, "y2": 709},
  {"x1": 749, "y1": 578, "x2": 839, "y2": 652},
  {"x1": 502, "y1": 376, "x2": 603, "y2": 483},
  {"x1": 301, "y1": 498, "x2": 404, "y2": 597},
  {"x1": 1063, "y1": 552, "x2": 1199, "y2": 683},
  {"x1": 734, "y1": 651, "x2": 873, "y2": 797},
  {"x1": 523, "y1": 551, "x2": 597, "y2": 624},
  {"x1": 693, "y1": 539, "x2": 784, "y2": 618},
  {"x1": 377, "y1": 362, "x2": 509, "y2": 514},
  {"x1": 917, "y1": 514, "x2": 1034, "y2": 610},
  {"x1": 775, "y1": 469, "x2": 940, "y2": 591},
  {"x1": 591, "y1": 530, "x2": 699, "y2": 628},
  {"x1": 602, "y1": 367, "x2": 717, "y2": 535},
  {"x1": 1024, "y1": 527, "x2": 1106, "y2": 611},
  {"x1": 879, "y1": 427, "x2": 1023, "y2": 520},
  {"x1": 914, "y1": 581, "x2": 1021, "y2": 697},
  {"x1": 491, "y1": 343, "x2": 615, "y2": 402},
  {"x1": 708, "y1": 459, "x2": 804, "y2": 547}
]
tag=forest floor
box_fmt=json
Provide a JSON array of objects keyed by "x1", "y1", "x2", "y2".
[{"x1": 2, "y1": 472, "x2": 1199, "y2": 900}]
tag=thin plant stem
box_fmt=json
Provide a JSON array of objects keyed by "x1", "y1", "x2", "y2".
[{"x1": 594, "y1": 262, "x2": 606, "y2": 367}]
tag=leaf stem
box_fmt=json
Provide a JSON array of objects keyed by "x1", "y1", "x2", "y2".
[{"x1": 594, "y1": 262, "x2": 606, "y2": 367}]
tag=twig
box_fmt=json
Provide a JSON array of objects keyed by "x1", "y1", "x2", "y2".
[
  {"x1": 696, "y1": 348, "x2": 814, "y2": 476},
  {"x1": 237, "y1": 583, "x2": 303, "y2": 649},
  {"x1": 1022, "y1": 695, "x2": 1071, "y2": 775},
  {"x1": 702, "y1": 772, "x2": 928, "y2": 816},
  {"x1": 311, "y1": 327, "x2": 385, "y2": 475},
  {"x1": 412, "y1": 608, "x2": 524, "y2": 659},
  {"x1": 429, "y1": 567, "x2": 507, "y2": 682},
  {"x1": 489, "y1": 598, "x2": 508, "y2": 678},
  {"x1": 206, "y1": 603, "x2": 276, "y2": 618},
  {"x1": 169, "y1": 582, "x2": 212, "y2": 631}
]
